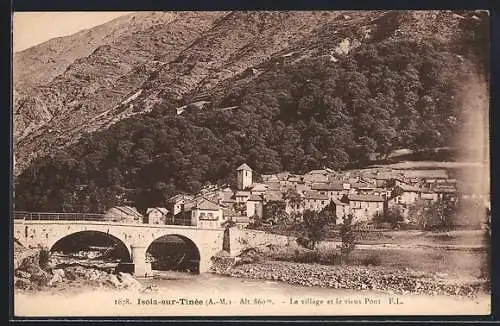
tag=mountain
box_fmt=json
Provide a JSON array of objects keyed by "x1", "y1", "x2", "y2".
[
  {"x1": 13, "y1": 11, "x2": 226, "y2": 172},
  {"x1": 13, "y1": 10, "x2": 489, "y2": 212}
]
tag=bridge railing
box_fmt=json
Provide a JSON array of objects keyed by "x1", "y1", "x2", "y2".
[
  {"x1": 13, "y1": 211, "x2": 106, "y2": 221},
  {"x1": 13, "y1": 211, "x2": 197, "y2": 226}
]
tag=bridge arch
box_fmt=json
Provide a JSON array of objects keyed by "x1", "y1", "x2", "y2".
[
  {"x1": 49, "y1": 230, "x2": 132, "y2": 262},
  {"x1": 145, "y1": 234, "x2": 201, "y2": 274},
  {"x1": 14, "y1": 220, "x2": 225, "y2": 274}
]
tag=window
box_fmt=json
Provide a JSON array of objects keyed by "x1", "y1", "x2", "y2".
[{"x1": 208, "y1": 212, "x2": 214, "y2": 219}]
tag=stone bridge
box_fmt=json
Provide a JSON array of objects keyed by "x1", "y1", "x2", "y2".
[{"x1": 13, "y1": 218, "x2": 225, "y2": 276}]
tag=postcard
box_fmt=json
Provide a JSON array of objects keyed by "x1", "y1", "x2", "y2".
[{"x1": 12, "y1": 10, "x2": 491, "y2": 317}]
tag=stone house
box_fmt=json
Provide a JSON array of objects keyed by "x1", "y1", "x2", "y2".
[
  {"x1": 387, "y1": 183, "x2": 425, "y2": 217},
  {"x1": 287, "y1": 175, "x2": 303, "y2": 183},
  {"x1": 145, "y1": 207, "x2": 169, "y2": 225},
  {"x1": 246, "y1": 194, "x2": 264, "y2": 218},
  {"x1": 433, "y1": 185, "x2": 458, "y2": 202},
  {"x1": 341, "y1": 194, "x2": 385, "y2": 222},
  {"x1": 330, "y1": 197, "x2": 349, "y2": 223},
  {"x1": 261, "y1": 174, "x2": 279, "y2": 182},
  {"x1": 250, "y1": 183, "x2": 269, "y2": 196},
  {"x1": 350, "y1": 181, "x2": 376, "y2": 195},
  {"x1": 167, "y1": 194, "x2": 194, "y2": 216},
  {"x1": 294, "y1": 182, "x2": 311, "y2": 194},
  {"x1": 303, "y1": 190, "x2": 330, "y2": 212},
  {"x1": 390, "y1": 184, "x2": 423, "y2": 205},
  {"x1": 191, "y1": 198, "x2": 224, "y2": 229},
  {"x1": 421, "y1": 191, "x2": 439, "y2": 202},
  {"x1": 219, "y1": 189, "x2": 236, "y2": 207},
  {"x1": 311, "y1": 182, "x2": 349, "y2": 200},
  {"x1": 234, "y1": 191, "x2": 251, "y2": 203},
  {"x1": 266, "y1": 181, "x2": 281, "y2": 191},
  {"x1": 276, "y1": 172, "x2": 291, "y2": 181},
  {"x1": 303, "y1": 170, "x2": 330, "y2": 184},
  {"x1": 263, "y1": 191, "x2": 284, "y2": 203}
]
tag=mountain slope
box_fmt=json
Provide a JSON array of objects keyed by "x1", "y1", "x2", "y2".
[
  {"x1": 13, "y1": 11, "x2": 228, "y2": 173},
  {"x1": 13, "y1": 11, "x2": 490, "y2": 212}
]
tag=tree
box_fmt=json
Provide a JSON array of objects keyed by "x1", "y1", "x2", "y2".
[
  {"x1": 247, "y1": 214, "x2": 263, "y2": 229},
  {"x1": 408, "y1": 199, "x2": 432, "y2": 230},
  {"x1": 340, "y1": 214, "x2": 357, "y2": 264},
  {"x1": 373, "y1": 206, "x2": 404, "y2": 228},
  {"x1": 408, "y1": 197, "x2": 457, "y2": 231},
  {"x1": 262, "y1": 201, "x2": 288, "y2": 225},
  {"x1": 301, "y1": 209, "x2": 329, "y2": 250},
  {"x1": 320, "y1": 201, "x2": 338, "y2": 224},
  {"x1": 430, "y1": 197, "x2": 458, "y2": 230},
  {"x1": 284, "y1": 189, "x2": 304, "y2": 221}
]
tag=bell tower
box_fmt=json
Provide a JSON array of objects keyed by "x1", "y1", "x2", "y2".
[{"x1": 236, "y1": 163, "x2": 253, "y2": 190}]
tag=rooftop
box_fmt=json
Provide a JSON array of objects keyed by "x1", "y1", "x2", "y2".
[
  {"x1": 307, "y1": 169, "x2": 330, "y2": 175},
  {"x1": 195, "y1": 198, "x2": 221, "y2": 210},
  {"x1": 248, "y1": 194, "x2": 263, "y2": 201},
  {"x1": 251, "y1": 183, "x2": 269, "y2": 191},
  {"x1": 396, "y1": 183, "x2": 425, "y2": 192},
  {"x1": 236, "y1": 163, "x2": 252, "y2": 171},
  {"x1": 287, "y1": 176, "x2": 303, "y2": 182},
  {"x1": 311, "y1": 182, "x2": 344, "y2": 191},
  {"x1": 350, "y1": 182, "x2": 373, "y2": 189},
  {"x1": 167, "y1": 194, "x2": 194, "y2": 203},
  {"x1": 220, "y1": 191, "x2": 235, "y2": 202},
  {"x1": 264, "y1": 191, "x2": 284, "y2": 202},
  {"x1": 261, "y1": 174, "x2": 278, "y2": 182},
  {"x1": 108, "y1": 206, "x2": 142, "y2": 217},
  {"x1": 304, "y1": 190, "x2": 329, "y2": 200},
  {"x1": 433, "y1": 186, "x2": 457, "y2": 194},
  {"x1": 234, "y1": 191, "x2": 251, "y2": 197},
  {"x1": 146, "y1": 207, "x2": 168, "y2": 215},
  {"x1": 276, "y1": 172, "x2": 290, "y2": 181},
  {"x1": 346, "y1": 194, "x2": 385, "y2": 202}
]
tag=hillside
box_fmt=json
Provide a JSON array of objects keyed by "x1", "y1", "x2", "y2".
[
  {"x1": 13, "y1": 10, "x2": 490, "y2": 212},
  {"x1": 13, "y1": 11, "x2": 228, "y2": 172},
  {"x1": 13, "y1": 12, "x2": 189, "y2": 140}
]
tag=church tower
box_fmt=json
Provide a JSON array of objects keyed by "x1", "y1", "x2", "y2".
[{"x1": 236, "y1": 163, "x2": 253, "y2": 190}]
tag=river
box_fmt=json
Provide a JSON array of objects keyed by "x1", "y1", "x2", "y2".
[{"x1": 14, "y1": 270, "x2": 490, "y2": 317}]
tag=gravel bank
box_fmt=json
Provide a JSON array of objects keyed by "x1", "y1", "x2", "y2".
[{"x1": 212, "y1": 260, "x2": 488, "y2": 298}]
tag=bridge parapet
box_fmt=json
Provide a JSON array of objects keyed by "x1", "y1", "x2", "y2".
[
  {"x1": 14, "y1": 211, "x2": 105, "y2": 221},
  {"x1": 13, "y1": 219, "x2": 224, "y2": 232},
  {"x1": 13, "y1": 211, "x2": 195, "y2": 226}
]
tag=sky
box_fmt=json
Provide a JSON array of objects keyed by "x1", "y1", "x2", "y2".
[{"x1": 13, "y1": 12, "x2": 133, "y2": 52}]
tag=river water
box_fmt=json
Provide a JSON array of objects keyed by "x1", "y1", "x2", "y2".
[{"x1": 14, "y1": 270, "x2": 490, "y2": 317}]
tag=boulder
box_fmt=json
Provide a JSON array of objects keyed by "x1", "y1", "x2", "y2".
[
  {"x1": 107, "y1": 274, "x2": 123, "y2": 288},
  {"x1": 15, "y1": 270, "x2": 31, "y2": 279},
  {"x1": 118, "y1": 272, "x2": 142, "y2": 290}
]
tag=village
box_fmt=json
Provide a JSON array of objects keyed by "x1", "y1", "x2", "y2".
[{"x1": 102, "y1": 162, "x2": 482, "y2": 230}]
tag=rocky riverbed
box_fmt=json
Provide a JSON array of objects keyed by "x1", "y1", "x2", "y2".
[
  {"x1": 13, "y1": 243, "x2": 147, "y2": 293},
  {"x1": 211, "y1": 259, "x2": 489, "y2": 298}
]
